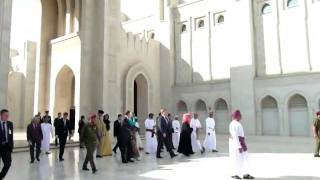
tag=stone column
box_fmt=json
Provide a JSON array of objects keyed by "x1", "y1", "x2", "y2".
[
  {"x1": 256, "y1": 108, "x2": 263, "y2": 135},
  {"x1": 281, "y1": 103, "x2": 290, "y2": 136},
  {"x1": 102, "y1": 0, "x2": 122, "y2": 118},
  {"x1": 229, "y1": 0, "x2": 257, "y2": 135},
  {"x1": 278, "y1": 102, "x2": 288, "y2": 136},
  {"x1": 0, "y1": 0, "x2": 13, "y2": 109},
  {"x1": 57, "y1": 0, "x2": 66, "y2": 36},
  {"x1": 309, "y1": 100, "x2": 317, "y2": 136},
  {"x1": 230, "y1": 66, "x2": 256, "y2": 135},
  {"x1": 24, "y1": 41, "x2": 37, "y2": 128}
]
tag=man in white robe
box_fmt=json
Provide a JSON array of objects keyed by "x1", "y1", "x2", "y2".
[
  {"x1": 190, "y1": 113, "x2": 204, "y2": 154},
  {"x1": 145, "y1": 113, "x2": 157, "y2": 154},
  {"x1": 229, "y1": 110, "x2": 254, "y2": 179},
  {"x1": 41, "y1": 119, "x2": 54, "y2": 154},
  {"x1": 172, "y1": 116, "x2": 180, "y2": 149},
  {"x1": 203, "y1": 112, "x2": 218, "y2": 152}
]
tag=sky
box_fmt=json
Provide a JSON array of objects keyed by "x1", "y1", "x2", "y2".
[
  {"x1": 121, "y1": 0, "x2": 157, "y2": 20},
  {"x1": 10, "y1": 0, "x2": 41, "y2": 50}
]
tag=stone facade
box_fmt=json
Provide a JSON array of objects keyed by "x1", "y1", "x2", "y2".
[{"x1": 0, "y1": 0, "x2": 319, "y2": 136}]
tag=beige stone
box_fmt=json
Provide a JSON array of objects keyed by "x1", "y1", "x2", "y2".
[{"x1": 1, "y1": 0, "x2": 319, "y2": 138}]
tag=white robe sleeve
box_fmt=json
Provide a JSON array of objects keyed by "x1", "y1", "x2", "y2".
[
  {"x1": 230, "y1": 122, "x2": 241, "y2": 149},
  {"x1": 212, "y1": 118, "x2": 215, "y2": 131},
  {"x1": 206, "y1": 118, "x2": 215, "y2": 133},
  {"x1": 197, "y1": 119, "x2": 202, "y2": 129},
  {"x1": 190, "y1": 119, "x2": 194, "y2": 129},
  {"x1": 145, "y1": 119, "x2": 149, "y2": 129},
  {"x1": 50, "y1": 125, "x2": 54, "y2": 138},
  {"x1": 145, "y1": 119, "x2": 154, "y2": 129},
  {"x1": 177, "y1": 121, "x2": 181, "y2": 132},
  {"x1": 206, "y1": 118, "x2": 210, "y2": 133}
]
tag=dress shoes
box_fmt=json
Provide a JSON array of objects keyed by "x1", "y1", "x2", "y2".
[
  {"x1": 243, "y1": 174, "x2": 254, "y2": 179},
  {"x1": 92, "y1": 169, "x2": 98, "y2": 174},
  {"x1": 82, "y1": 167, "x2": 90, "y2": 171},
  {"x1": 231, "y1": 175, "x2": 241, "y2": 179}
]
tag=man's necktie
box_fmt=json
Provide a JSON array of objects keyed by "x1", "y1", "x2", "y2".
[
  {"x1": 0, "y1": 123, "x2": 3, "y2": 143},
  {"x1": 2, "y1": 122, "x2": 6, "y2": 142}
]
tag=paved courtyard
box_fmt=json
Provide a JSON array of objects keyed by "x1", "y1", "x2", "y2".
[{"x1": 3, "y1": 135, "x2": 320, "y2": 180}]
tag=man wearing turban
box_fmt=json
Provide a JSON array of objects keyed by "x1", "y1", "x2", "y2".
[
  {"x1": 81, "y1": 114, "x2": 98, "y2": 173},
  {"x1": 229, "y1": 110, "x2": 254, "y2": 179}
]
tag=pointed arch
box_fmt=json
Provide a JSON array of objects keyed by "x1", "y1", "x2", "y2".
[
  {"x1": 262, "y1": 3, "x2": 272, "y2": 15},
  {"x1": 214, "y1": 98, "x2": 229, "y2": 134},
  {"x1": 177, "y1": 100, "x2": 188, "y2": 113},
  {"x1": 194, "y1": 99, "x2": 207, "y2": 124},
  {"x1": 54, "y1": 65, "x2": 75, "y2": 116},
  {"x1": 288, "y1": 94, "x2": 309, "y2": 136},
  {"x1": 261, "y1": 95, "x2": 280, "y2": 135},
  {"x1": 133, "y1": 73, "x2": 148, "y2": 124}
]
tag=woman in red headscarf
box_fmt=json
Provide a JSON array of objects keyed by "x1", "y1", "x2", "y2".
[{"x1": 177, "y1": 113, "x2": 194, "y2": 156}]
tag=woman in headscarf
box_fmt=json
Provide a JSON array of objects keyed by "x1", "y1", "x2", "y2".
[
  {"x1": 100, "y1": 114, "x2": 112, "y2": 156},
  {"x1": 128, "y1": 113, "x2": 141, "y2": 160},
  {"x1": 131, "y1": 113, "x2": 143, "y2": 150},
  {"x1": 177, "y1": 113, "x2": 194, "y2": 156}
]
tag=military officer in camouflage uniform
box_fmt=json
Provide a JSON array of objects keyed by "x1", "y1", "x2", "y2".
[
  {"x1": 81, "y1": 114, "x2": 98, "y2": 173},
  {"x1": 313, "y1": 111, "x2": 320, "y2": 157}
]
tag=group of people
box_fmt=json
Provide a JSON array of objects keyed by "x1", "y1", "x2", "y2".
[
  {"x1": 8, "y1": 105, "x2": 310, "y2": 179},
  {"x1": 26, "y1": 111, "x2": 72, "y2": 162},
  {"x1": 144, "y1": 110, "x2": 218, "y2": 158},
  {"x1": 0, "y1": 107, "x2": 255, "y2": 179},
  {"x1": 79, "y1": 110, "x2": 143, "y2": 172}
]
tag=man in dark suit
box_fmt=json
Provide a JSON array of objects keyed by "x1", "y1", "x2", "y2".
[
  {"x1": 78, "y1": 115, "x2": 85, "y2": 148},
  {"x1": 167, "y1": 113, "x2": 175, "y2": 150},
  {"x1": 119, "y1": 111, "x2": 133, "y2": 163},
  {"x1": 113, "y1": 114, "x2": 122, "y2": 154},
  {"x1": 56, "y1": 112, "x2": 72, "y2": 161},
  {"x1": 156, "y1": 109, "x2": 177, "y2": 159},
  {"x1": 156, "y1": 113, "x2": 164, "y2": 152},
  {"x1": 0, "y1": 109, "x2": 14, "y2": 180},
  {"x1": 41, "y1": 110, "x2": 52, "y2": 124},
  {"x1": 53, "y1": 112, "x2": 62, "y2": 146},
  {"x1": 27, "y1": 117, "x2": 43, "y2": 163}
]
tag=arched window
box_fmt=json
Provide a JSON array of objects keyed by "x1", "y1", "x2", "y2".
[
  {"x1": 287, "y1": 0, "x2": 298, "y2": 8},
  {"x1": 177, "y1": 101, "x2": 188, "y2": 112},
  {"x1": 217, "y1": 15, "x2": 224, "y2": 24},
  {"x1": 197, "y1": 19, "x2": 205, "y2": 28},
  {"x1": 195, "y1": 99, "x2": 207, "y2": 112},
  {"x1": 262, "y1": 3, "x2": 272, "y2": 15},
  {"x1": 181, "y1": 24, "x2": 187, "y2": 33}
]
